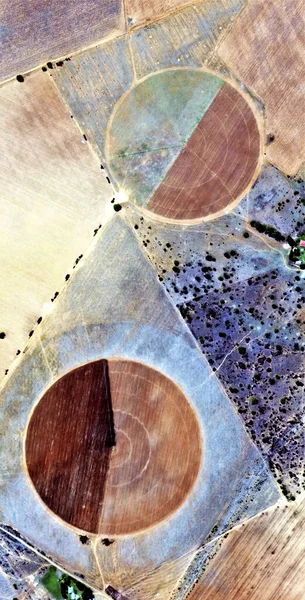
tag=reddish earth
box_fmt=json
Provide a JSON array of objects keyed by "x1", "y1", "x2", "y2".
[
  {"x1": 148, "y1": 83, "x2": 261, "y2": 220},
  {"x1": 25, "y1": 359, "x2": 201, "y2": 535},
  {"x1": 25, "y1": 360, "x2": 113, "y2": 533}
]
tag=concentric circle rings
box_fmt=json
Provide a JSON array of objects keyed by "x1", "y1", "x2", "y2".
[{"x1": 25, "y1": 359, "x2": 202, "y2": 535}]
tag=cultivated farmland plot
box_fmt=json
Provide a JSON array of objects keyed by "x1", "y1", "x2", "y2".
[{"x1": 0, "y1": 1, "x2": 304, "y2": 599}]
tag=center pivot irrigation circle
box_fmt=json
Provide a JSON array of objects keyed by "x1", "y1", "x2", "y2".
[
  {"x1": 25, "y1": 359, "x2": 202, "y2": 536},
  {"x1": 107, "y1": 69, "x2": 261, "y2": 221}
]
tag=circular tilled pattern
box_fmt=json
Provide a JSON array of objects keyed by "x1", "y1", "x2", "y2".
[
  {"x1": 25, "y1": 359, "x2": 202, "y2": 535},
  {"x1": 107, "y1": 69, "x2": 261, "y2": 221}
]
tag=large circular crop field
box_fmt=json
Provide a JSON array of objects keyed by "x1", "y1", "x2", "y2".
[{"x1": 25, "y1": 359, "x2": 202, "y2": 535}]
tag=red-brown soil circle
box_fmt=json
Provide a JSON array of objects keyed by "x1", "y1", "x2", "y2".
[
  {"x1": 25, "y1": 359, "x2": 202, "y2": 535},
  {"x1": 148, "y1": 83, "x2": 261, "y2": 220}
]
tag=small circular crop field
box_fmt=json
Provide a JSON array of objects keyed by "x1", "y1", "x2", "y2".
[{"x1": 107, "y1": 69, "x2": 261, "y2": 221}]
